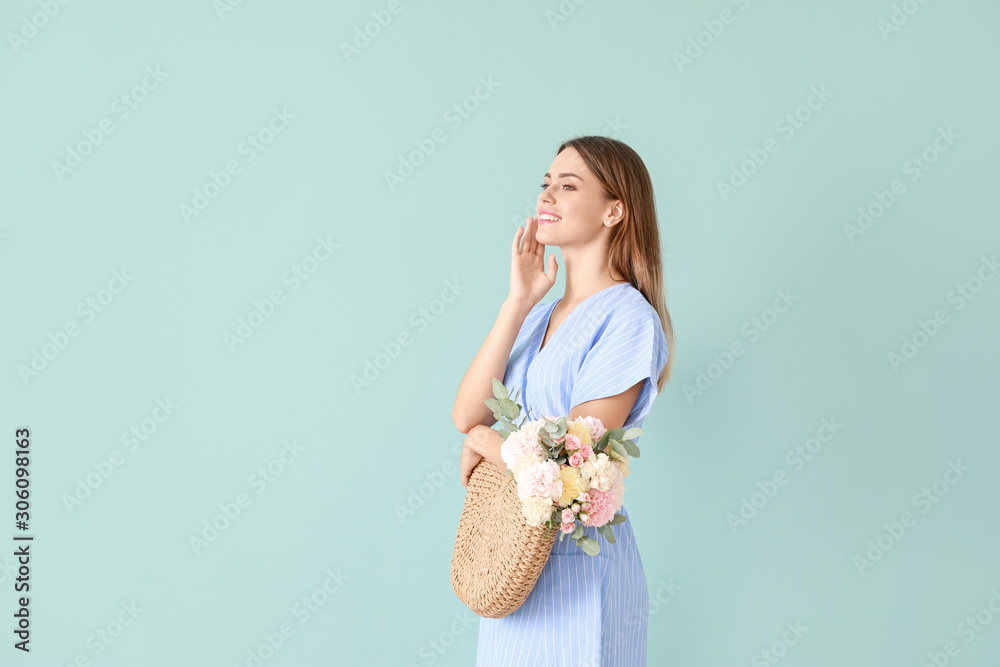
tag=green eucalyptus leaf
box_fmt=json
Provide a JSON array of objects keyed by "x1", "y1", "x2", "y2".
[
  {"x1": 608, "y1": 513, "x2": 627, "y2": 526},
  {"x1": 484, "y1": 398, "x2": 501, "y2": 412},
  {"x1": 610, "y1": 440, "x2": 628, "y2": 458},
  {"x1": 491, "y1": 378, "x2": 508, "y2": 400},
  {"x1": 571, "y1": 525, "x2": 584, "y2": 540},
  {"x1": 602, "y1": 525, "x2": 616, "y2": 544},
  {"x1": 622, "y1": 438, "x2": 640, "y2": 458},
  {"x1": 596, "y1": 431, "x2": 611, "y2": 450},
  {"x1": 622, "y1": 427, "x2": 644, "y2": 441},
  {"x1": 579, "y1": 536, "x2": 601, "y2": 556}
]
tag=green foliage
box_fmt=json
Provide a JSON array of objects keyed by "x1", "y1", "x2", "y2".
[
  {"x1": 622, "y1": 427, "x2": 644, "y2": 441},
  {"x1": 622, "y1": 438, "x2": 640, "y2": 458},
  {"x1": 609, "y1": 439, "x2": 628, "y2": 458},
  {"x1": 481, "y1": 377, "x2": 646, "y2": 557},
  {"x1": 491, "y1": 378, "x2": 508, "y2": 400},
  {"x1": 577, "y1": 536, "x2": 601, "y2": 556}
]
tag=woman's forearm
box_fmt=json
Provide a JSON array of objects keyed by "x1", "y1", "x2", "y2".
[
  {"x1": 451, "y1": 296, "x2": 534, "y2": 433},
  {"x1": 468, "y1": 425, "x2": 507, "y2": 471}
]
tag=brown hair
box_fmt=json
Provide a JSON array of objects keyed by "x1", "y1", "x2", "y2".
[{"x1": 556, "y1": 135, "x2": 675, "y2": 390}]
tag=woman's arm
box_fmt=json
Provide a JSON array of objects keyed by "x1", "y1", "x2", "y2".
[
  {"x1": 451, "y1": 296, "x2": 533, "y2": 433},
  {"x1": 567, "y1": 381, "x2": 644, "y2": 432},
  {"x1": 467, "y1": 424, "x2": 506, "y2": 470},
  {"x1": 460, "y1": 425, "x2": 507, "y2": 488}
]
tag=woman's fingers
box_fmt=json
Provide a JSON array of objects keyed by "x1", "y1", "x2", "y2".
[{"x1": 521, "y1": 216, "x2": 536, "y2": 256}]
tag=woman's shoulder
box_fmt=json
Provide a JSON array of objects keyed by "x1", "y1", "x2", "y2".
[
  {"x1": 608, "y1": 283, "x2": 659, "y2": 324},
  {"x1": 599, "y1": 283, "x2": 667, "y2": 352}
]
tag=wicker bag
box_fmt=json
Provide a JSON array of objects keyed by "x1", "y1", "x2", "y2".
[{"x1": 450, "y1": 457, "x2": 559, "y2": 618}]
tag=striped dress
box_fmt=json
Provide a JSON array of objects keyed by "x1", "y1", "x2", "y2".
[{"x1": 476, "y1": 281, "x2": 670, "y2": 666}]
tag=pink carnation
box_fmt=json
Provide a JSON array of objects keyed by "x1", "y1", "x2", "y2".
[
  {"x1": 609, "y1": 465, "x2": 625, "y2": 507},
  {"x1": 580, "y1": 416, "x2": 606, "y2": 443},
  {"x1": 516, "y1": 460, "x2": 562, "y2": 502},
  {"x1": 581, "y1": 487, "x2": 619, "y2": 527}
]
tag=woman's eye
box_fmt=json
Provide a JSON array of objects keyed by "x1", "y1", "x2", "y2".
[{"x1": 539, "y1": 183, "x2": 574, "y2": 190}]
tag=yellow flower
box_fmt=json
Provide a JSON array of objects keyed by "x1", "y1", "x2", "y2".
[
  {"x1": 566, "y1": 421, "x2": 592, "y2": 447},
  {"x1": 618, "y1": 456, "x2": 630, "y2": 478},
  {"x1": 602, "y1": 443, "x2": 631, "y2": 476},
  {"x1": 558, "y1": 466, "x2": 587, "y2": 506}
]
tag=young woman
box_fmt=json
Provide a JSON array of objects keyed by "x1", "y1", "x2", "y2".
[{"x1": 452, "y1": 135, "x2": 675, "y2": 666}]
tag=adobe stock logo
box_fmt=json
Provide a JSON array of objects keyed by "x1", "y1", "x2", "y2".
[
  {"x1": 351, "y1": 278, "x2": 467, "y2": 394},
  {"x1": 852, "y1": 459, "x2": 970, "y2": 576},
  {"x1": 7, "y1": 0, "x2": 74, "y2": 54},
  {"x1": 51, "y1": 66, "x2": 168, "y2": 183},
  {"x1": 672, "y1": 0, "x2": 757, "y2": 73},
  {"x1": 683, "y1": 287, "x2": 799, "y2": 404},
  {"x1": 726, "y1": 417, "x2": 843, "y2": 534},
  {"x1": 178, "y1": 107, "x2": 295, "y2": 223},
  {"x1": 339, "y1": 0, "x2": 415, "y2": 62},
  {"x1": 223, "y1": 235, "x2": 339, "y2": 352},
  {"x1": 18, "y1": 268, "x2": 134, "y2": 386},
  {"x1": 843, "y1": 126, "x2": 959, "y2": 243},
  {"x1": 716, "y1": 85, "x2": 833, "y2": 202},
  {"x1": 188, "y1": 439, "x2": 306, "y2": 556},
  {"x1": 383, "y1": 76, "x2": 501, "y2": 191},
  {"x1": 886, "y1": 254, "x2": 998, "y2": 372}
]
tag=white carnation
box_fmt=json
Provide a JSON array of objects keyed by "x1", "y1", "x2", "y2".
[
  {"x1": 500, "y1": 429, "x2": 543, "y2": 470},
  {"x1": 510, "y1": 453, "x2": 545, "y2": 477},
  {"x1": 521, "y1": 496, "x2": 555, "y2": 527},
  {"x1": 579, "y1": 452, "x2": 618, "y2": 492}
]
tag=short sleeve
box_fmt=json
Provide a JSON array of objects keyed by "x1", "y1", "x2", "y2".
[{"x1": 569, "y1": 300, "x2": 668, "y2": 426}]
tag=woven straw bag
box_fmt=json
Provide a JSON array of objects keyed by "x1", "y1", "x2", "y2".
[{"x1": 450, "y1": 457, "x2": 559, "y2": 618}]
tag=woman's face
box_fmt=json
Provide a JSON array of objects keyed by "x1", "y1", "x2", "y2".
[{"x1": 536, "y1": 146, "x2": 618, "y2": 244}]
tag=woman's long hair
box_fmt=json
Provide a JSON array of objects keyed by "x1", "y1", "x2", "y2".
[{"x1": 556, "y1": 135, "x2": 675, "y2": 389}]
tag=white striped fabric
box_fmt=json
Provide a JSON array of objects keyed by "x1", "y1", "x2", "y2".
[{"x1": 476, "y1": 282, "x2": 669, "y2": 666}]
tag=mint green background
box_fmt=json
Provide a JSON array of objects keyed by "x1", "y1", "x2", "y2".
[{"x1": 3, "y1": 0, "x2": 999, "y2": 665}]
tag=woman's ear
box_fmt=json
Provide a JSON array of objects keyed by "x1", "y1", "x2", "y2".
[{"x1": 608, "y1": 201, "x2": 625, "y2": 225}]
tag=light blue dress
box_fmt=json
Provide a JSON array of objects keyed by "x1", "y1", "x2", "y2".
[{"x1": 476, "y1": 281, "x2": 670, "y2": 667}]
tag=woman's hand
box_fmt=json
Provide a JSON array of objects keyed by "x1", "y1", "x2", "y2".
[
  {"x1": 509, "y1": 216, "x2": 557, "y2": 305},
  {"x1": 459, "y1": 442, "x2": 484, "y2": 490}
]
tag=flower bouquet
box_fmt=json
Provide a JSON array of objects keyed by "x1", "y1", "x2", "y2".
[{"x1": 485, "y1": 377, "x2": 642, "y2": 556}]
